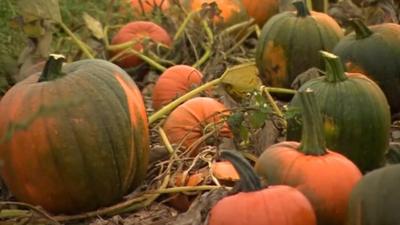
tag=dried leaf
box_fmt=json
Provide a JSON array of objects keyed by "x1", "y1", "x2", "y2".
[
  {"x1": 220, "y1": 62, "x2": 262, "y2": 100},
  {"x1": 83, "y1": 13, "x2": 104, "y2": 40},
  {"x1": 17, "y1": 0, "x2": 62, "y2": 23}
]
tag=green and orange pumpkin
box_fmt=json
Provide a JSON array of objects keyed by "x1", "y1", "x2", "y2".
[
  {"x1": 255, "y1": 89, "x2": 362, "y2": 225},
  {"x1": 287, "y1": 51, "x2": 391, "y2": 172},
  {"x1": 333, "y1": 19, "x2": 400, "y2": 114},
  {"x1": 0, "y1": 55, "x2": 149, "y2": 214},
  {"x1": 255, "y1": 0, "x2": 343, "y2": 89}
]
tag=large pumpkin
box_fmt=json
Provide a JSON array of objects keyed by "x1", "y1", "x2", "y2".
[
  {"x1": 152, "y1": 65, "x2": 203, "y2": 110},
  {"x1": 255, "y1": 89, "x2": 362, "y2": 225},
  {"x1": 255, "y1": 0, "x2": 343, "y2": 88},
  {"x1": 241, "y1": 0, "x2": 279, "y2": 26},
  {"x1": 347, "y1": 164, "x2": 400, "y2": 225},
  {"x1": 110, "y1": 21, "x2": 172, "y2": 69},
  {"x1": 287, "y1": 51, "x2": 391, "y2": 172},
  {"x1": 208, "y1": 150, "x2": 317, "y2": 225},
  {"x1": 333, "y1": 19, "x2": 400, "y2": 114},
  {"x1": 0, "y1": 55, "x2": 149, "y2": 214},
  {"x1": 163, "y1": 97, "x2": 232, "y2": 155},
  {"x1": 181, "y1": 0, "x2": 248, "y2": 26}
]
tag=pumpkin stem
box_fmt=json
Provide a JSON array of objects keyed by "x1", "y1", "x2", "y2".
[
  {"x1": 293, "y1": 0, "x2": 311, "y2": 17},
  {"x1": 220, "y1": 150, "x2": 263, "y2": 192},
  {"x1": 298, "y1": 89, "x2": 327, "y2": 156},
  {"x1": 348, "y1": 18, "x2": 373, "y2": 40},
  {"x1": 321, "y1": 51, "x2": 347, "y2": 82},
  {"x1": 39, "y1": 54, "x2": 66, "y2": 82}
]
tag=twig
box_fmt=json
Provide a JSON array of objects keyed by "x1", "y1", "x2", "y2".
[
  {"x1": 153, "y1": 185, "x2": 223, "y2": 194},
  {"x1": 0, "y1": 202, "x2": 60, "y2": 225},
  {"x1": 58, "y1": 22, "x2": 95, "y2": 59}
]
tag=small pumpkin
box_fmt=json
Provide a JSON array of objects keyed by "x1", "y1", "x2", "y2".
[
  {"x1": 163, "y1": 97, "x2": 232, "y2": 155},
  {"x1": 347, "y1": 164, "x2": 400, "y2": 225},
  {"x1": 287, "y1": 51, "x2": 391, "y2": 172},
  {"x1": 129, "y1": 0, "x2": 170, "y2": 13},
  {"x1": 255, "y1": 0, "x2": 343, "y2": 89},
  {"x1": 152, "y1": 65, "x2": 204, "y2": 110},
  {"x1": 208, "y1": 150, "x2": 317, "y2": 225},
  {"x1": 255, "y1": 89, "x2": 362, "y2": 225},
  {"x1": 181, "y1": 0, "x2": 248, "y2": 26},
  {"x1": 0, "y1": 55, "x2": 149, "y2": 214},
  {"x1": 333, "y1": 19, "x2": 400, "y2": 114},
  {"x1": 110, "y1": 21, "x2": 172, "y2": 69},
  {"x1": 241, "y1": 0, "x2": 279, "y2": 26}
]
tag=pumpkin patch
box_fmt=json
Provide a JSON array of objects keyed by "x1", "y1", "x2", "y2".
[{"x1": 1, "y1": 0, "x2": 399, "y2": 224}]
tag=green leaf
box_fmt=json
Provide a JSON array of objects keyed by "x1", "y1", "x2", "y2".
[
  {"x1": 17, "y1": 0, "x2": 62, "y2": 23},
  {"x1": 249, "y1": 111, "x2": 268, "y2": 129},
  {"x1": 83, "y1": 13, "x2": 104, "y2": 40},
  {"x1": 220, "y1": 62, "x2": 263, "y2": 100}
]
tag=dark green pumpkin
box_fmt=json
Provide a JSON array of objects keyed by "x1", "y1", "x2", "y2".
[
  {"x1": 347, "y1": 164, "x2": 400, "y2": 225},
  {"x1": 0, "y1": 55, "x2": 149, "y2": 214},
  {"x1": 333, "y1": 20, "x2": 400, "y2": 115},
  {"x1": 256, "y1": 0, "x2": 343, "y2": 89},
  {"x1": 287, "y1": 51, "x2": 391, "y2": 172}
]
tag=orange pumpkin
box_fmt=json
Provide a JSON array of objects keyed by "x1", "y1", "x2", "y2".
[
  {"x1": 152, "y1": 65, "x2": 203, "y2": 110},
  {"x1": 208, "y1": 150, "x2": 317, "y2": 225},
  {"x1": 163, "y1": 97, "x2": 232, "y2": 155},
  {"x1": 130, "y1": 0, "x2": 170, "y2": 13},
  {"x1": 0, "y1": 55, "x2": 149, "y2": 214},
  {"x1": 241, "y1": 0, "x2": 279, "y2": 26},
  {"x1": 110, "y1": 21, "x2": 172, "y2": 69},
  {"x1": 182, "y1": 0, "x2": 248, "y2": 26},
  {"x1": 255, "y1": 90, "x2": 362, "y2": 225}
]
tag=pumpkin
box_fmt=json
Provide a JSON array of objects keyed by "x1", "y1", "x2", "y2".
[
  {"x1": 163, "y1": 97, "x2": 232, "y2": 155},
  {"x1": 241, "y1": 0, "x2": 279, "y2": 26},
  {"x1": 130, "y1": 0, "x2": 170, "y2": 13},
  {"x1": 255, "y1": 0, "x2": 343, "y2": 89},
  {"x1": 208, "y1": 150, "x2": 317, "y2": 225},
  {"x1": 287, "y1": 51, "x2": 391, "y2": 172},
  {"x1": 152, "y1": 65, "x2": 203, "y2": 110},
  {"x1": 181, "y1": 0, "x2": 248, "y2": 26},
  {"x1": 255, "y1": 89, "x2": 362, "y2": 225},
  {"x1": 347, "y1": 164, "x2": 400, "y2": 225},
  {"x1": 333, "y1": 19, "x2": 400, "y2": 114},
  {"x1": 0, "y1": 55, "x2": 149, "y2": 214},
  {"x1": 110, "y1": 21, "x2": 172, "y2": 69}
]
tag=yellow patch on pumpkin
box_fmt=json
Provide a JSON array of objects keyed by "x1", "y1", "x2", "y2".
[{"x1": 262, "y1": 41, "x2": 287, "y2": 87}]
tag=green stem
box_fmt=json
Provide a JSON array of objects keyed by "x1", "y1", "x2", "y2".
[
  {"x1": 174, "y1": 11, "x2": 197, "y2": 41},
  {"x1": 149, "y1": 77, "x2": 222, "y2": 124},
  {"x1": 298, "y1": 89, "x2": 326, "y2": 155},
  {"x1": 38, "y1": 54, "x2": 66, "y2": 82},
  {"x1": 261, "y1": 86, "x2": 287, "y2": 128},
  {"x1": 266, "y1": 87, "x2": 297, "y2": 95},
  {"x1": 321, "y1": 51, "x2": 347, "y2": 82},
  {"x1": 58, "y1": 22, "x2": 95, "y2": 59},
  {"x1": 348, "y1": 18, "x2": 373, "y2": 40},
  {"x1": 153, "y1": 185, "x2": 222, "y2": 194},
  {"x1": 220, "y1": 150, "x2": 262, "y2": 192},
  {"x1": 293, "y1": 0, "x2": 311, "y2": 17},
  {"x1": 193, "y1": 20, "x2": 214, "y2": 68}
]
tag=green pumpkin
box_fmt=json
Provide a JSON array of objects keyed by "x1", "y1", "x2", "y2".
[
  {"x1": 0, "y1": 55, "x2": 149, "y2": 214},
  {"x1": 287, "y1": 51, "x2": 391, "y2": 172},
  {"x1": 256, "y1": 0, "x2": 343, "y2": 89},
  {"x1": 347, "y1": 164, "x2": 400, "y2": 225},
  {"x1": 333, "y1": 19, "x2": 400, "y2": 115}
]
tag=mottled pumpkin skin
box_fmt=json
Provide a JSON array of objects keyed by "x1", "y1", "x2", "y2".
[
  {"x1": 163, "y1": 97, "x2": 232, "y2": 155},
  {"x1": 152, "y1": 65, "x2": 203, "y2": 110},
  {"x1": 182, "y1": 0, "x2": 248, "y2": 26},
  {"x1": 347, "y1": 164, "x2": 400, "y2": 225},
  {"x1": 0, "y1": 59, "x2": 149, "y2": 214},
  {"x1": 110, "y1": 21, "x2": 172, "y2": 69},
  {"x1": 241, "y1": 0, "x2": 279, "y2": 26},
  {"x1": 256, "y1": 10, "x2": 343, "y2": 88},
  {"x1": 287, "y1": 73, "x2": 391, "y2": 172},
  {"x1": 333, "y1": 23, "x2": 400, "y2": 114},
  {"x1": 208, "y1": 185, "x2": 317, "y2": 225},
  {"x1": 255, "y1": 142, "x2": 362, "y2": 225}
]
